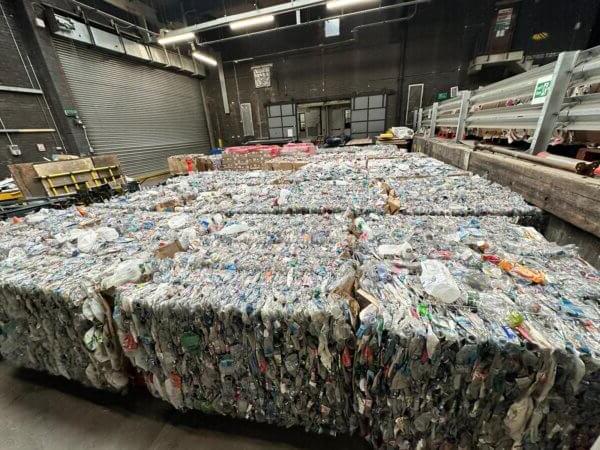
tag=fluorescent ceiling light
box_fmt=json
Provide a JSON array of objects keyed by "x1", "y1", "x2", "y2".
[
  {"x1": 229, "y1": 14, "x2": 274, "y2": 30},
  {"x1": 192, "y1": 51, "x2": 218, "y2": 67},
  {"x1": 326, "y1": 0, "x2": 378, "y2": 10},
  {"x1": 157, "y1": 32, "x2": 195, "y2": 45}
]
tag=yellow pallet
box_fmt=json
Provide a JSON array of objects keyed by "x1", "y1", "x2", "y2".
[{"x1": 0, "y1": 190, "x2": 22, "y2": 202}]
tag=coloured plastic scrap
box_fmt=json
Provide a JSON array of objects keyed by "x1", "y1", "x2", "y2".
[
  {"x1": 111, "y1": 212, "x2": 359, "y2": 434},
  {"x1": 351, "y1": 214, "x2": 600, "y2": 449},
  {"x1": 284, "y1": 155, "x2": 469, "y2": 183},
  {"x1": 386, "y1": 175, "x2": 540, "y2": 217},
  {"x1": 0, "y1": 212, "x2": 130, "y2": 391}
]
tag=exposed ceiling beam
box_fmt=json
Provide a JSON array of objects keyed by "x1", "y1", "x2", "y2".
[
  {"x1": 103, "y1": 0, "x2": 158, "y2": 23},
  {"x1": 162, "y1": 0, "x2": 328, "y2": 38},
  {"x1": 195, "y1": 0, "x2": 429, "y2": 47}
]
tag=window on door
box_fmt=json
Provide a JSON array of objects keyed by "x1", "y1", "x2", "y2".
[
  {"x1": 299, "y1": 112, "x2": 306, "y2": 132},
  {"x1": 344, "y1": 109, "x2": 351, "y2": 128}
]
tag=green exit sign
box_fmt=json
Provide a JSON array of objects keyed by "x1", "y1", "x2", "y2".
[
  {"x1": 436, "y1": 92, "x2": 449, "y2": 101},
  {"x1": 64, "y1": 108, "x2": 78, "y2": 118},
  {"x1": 531, "y1": 75, "x2": 553, "y2": 105}
]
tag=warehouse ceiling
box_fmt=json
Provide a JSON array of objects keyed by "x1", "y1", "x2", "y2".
[
  {"x1": 147, "y1": 0, "x2": 424, "y2": 60},
  {"x1": 78, "y1": 0, "x2": 600, "y2": 67}
]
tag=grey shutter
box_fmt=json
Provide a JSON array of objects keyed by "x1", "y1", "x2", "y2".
[
  {"x1": 268, "y1": 103, "x2": 296, "y2": 139},
  {"x1": 351, "y1": 94, "x2": 387, "y2": 138},
  {"x1": 52, "y1": 38, "x2": 210, "y2": 177}
]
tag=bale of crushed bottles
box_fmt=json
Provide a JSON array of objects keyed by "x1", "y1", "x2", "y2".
[
  {"x1": 351, "y1": 214, "x2": 600, "y2": 449},
  {"x1": 0, "y1": 251, "x2": 129, "y2": 392},
  {"x1": 283, "y1": 155, "x2": 469, "y2": 183},
  {"x1": 167, "y1": 154, "x2": 222, "y2": 175},
  {"x1": 95, "y1": 171, "x2": 286, "y2": 212},
  {"x1": 1, "y1": 207, "x2": 361, "y2": 433},
  {"x1": 365, "y1": 157, "x2": 469, "y2": 179},
  {"x1": 184, "y1": 180, "x2": 388, "y2": 215},
  {"x1": 317, "y1": 144, "x2": 402, "y2": 155},
  {"x1": 177, "y1": 213, "x2": 353, "y2": 270},
  {"x1": 112, "y1": 212, "x2": 360, "y2": 434},
  {"x1": 385, "y1": 175, "x2": 540, "y2": 218},
  {"x1": 0, "y1": 207, "x2": 180, "y2": 392}
]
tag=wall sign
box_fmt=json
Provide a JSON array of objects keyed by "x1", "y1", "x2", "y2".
[
  {"x1": 325, "y1": 18, "x2": 340, "y2": 38},
  {"x1": 532, "y1": 74, "x2": 553, "y2": 105},
  {"x1": 252, "y1": 64, "x2": 272, "y2": 88}
]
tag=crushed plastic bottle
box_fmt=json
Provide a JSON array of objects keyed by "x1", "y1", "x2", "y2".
[{"x1": 419, "y1": 259, "x2": 461, "y2": 303}]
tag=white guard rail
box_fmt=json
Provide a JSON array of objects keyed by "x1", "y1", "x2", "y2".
[{"x1": 414, "y1": 45, "x2": 600, "y2": 153}]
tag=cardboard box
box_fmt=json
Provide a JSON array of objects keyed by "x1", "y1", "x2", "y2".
[{"x1": 155, "y1": 240, "x2": 184, "y2": 259}]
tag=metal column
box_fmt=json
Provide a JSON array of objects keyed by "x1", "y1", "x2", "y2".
[
  {"x1": 217, "y1": 53, "x2": 230, "y2": 115},
  {"x1": 428, "y1": 102, "x2": 438, "y2": 138},
  {"x1": 455, "y1": 90, "x2": 471, "y2": 142},
  {"x1": 529, "y1": 51, "x2": 579, "y2": 154}
]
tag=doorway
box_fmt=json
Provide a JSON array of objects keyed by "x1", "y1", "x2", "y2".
[{"x1": 297, "y1": 100, "x2": 351, "y2": 141}]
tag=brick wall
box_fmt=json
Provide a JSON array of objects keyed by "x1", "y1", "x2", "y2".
[
  {"x1": 0, "y1": 0, "x2": 63, "y2": 178},
  {"x1": 202, "y1": 1, "x2": 475, "y2": 146},
  {"x1": 200, "y1": 0, "x2": 600, "y2": 146}
]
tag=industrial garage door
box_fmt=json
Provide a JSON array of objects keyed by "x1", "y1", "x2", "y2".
[{"x1": 52, "y1": 38, "x2": 210, "y2": 177}]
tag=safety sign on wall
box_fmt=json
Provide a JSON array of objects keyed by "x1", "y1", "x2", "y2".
[{"x1": 532, "y1": 74, "x2": 553, "y2": 105}]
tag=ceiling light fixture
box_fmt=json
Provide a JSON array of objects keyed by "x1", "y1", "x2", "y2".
[
  {"x1": 192, "y1": 51, "x2": 218, "y2": 66},
  {"x1": 229, "y1": 14, "x2": 275, "y2": 30},
  {"x1": 157, "y1": 32, "x2": 195, "y2": 45},
  {"x1": 326, "y1": 0, "x2": 378, "y2": 10}
]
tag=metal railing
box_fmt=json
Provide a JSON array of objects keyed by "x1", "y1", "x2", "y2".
[{"x1": 414, "y1": 45, "x2": 600, "y2": 154}]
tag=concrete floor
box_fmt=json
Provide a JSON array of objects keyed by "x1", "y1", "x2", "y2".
[{"x1": 0, "y1": 362, "x2": 368, "y2": 450}]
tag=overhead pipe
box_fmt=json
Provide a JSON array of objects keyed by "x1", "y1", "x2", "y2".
[
  {"x1": 222, "y1": 38, "x2": 356, "y2": 64},
  {"x1": 167, "y1": 0, "x2": 330, "y2": 37},
  {"x1": 351, "y1": 2, "x2": 418, "y2": 35},
  {"x1": 195, "y1": 0, "x2": 431, "y2": 47},
  {"x1": 473, "y1": 142, "x2": 599, "y2": 176}
]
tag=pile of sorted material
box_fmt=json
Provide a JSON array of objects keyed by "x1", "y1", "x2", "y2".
[
  {"x1": 0, "y1": 144, "x2": 597, "y2": 449},
  {"x1": 386, "y1": 175, "x2": 539, "y2": 217},
  {"x1": 0, "y1": 209, "x2": 135, "y2": 391},
  {"x1": 351, "y1": 214, "x2": 600, "y2": 449},
  {"x1": 186, "y1": 179, "x2": 388, "y2": 215},
  {"x1": 168, "y1": 154, "x2": 222, "y2": 175},
  {"x1": 96, "y1": 171, "x2": 285, "y2": 212},
  {"x1": 365, "y1": 157, "x2": 469, "y2": 179},
  {"x1": 96, "y1": 155, "x2": 538, "y2": 219},
  {"x1": 317, "y1": 144, "x2": 402, "y2": 155},
  {"x1": 284, "y1": 156, "x2": 468, "y2": 183},
  {"x1": 113, "y1": 212, "x2": 357, "y2": 434}
]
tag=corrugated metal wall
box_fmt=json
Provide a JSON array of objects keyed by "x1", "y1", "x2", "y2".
[{"x1": 52, "y1": 37, "x2": 210, "y2": 176}]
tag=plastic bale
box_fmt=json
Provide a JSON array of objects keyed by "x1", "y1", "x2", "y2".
[
  {"x1": 113, "y1": 262, "x2": 359, "y2": 434},
  {"x1": 386, "y1": 175, "x2": 540, "y2": 219},
  {"x1": 351, "y1": 214, "x2": 600, "y2": 449}
]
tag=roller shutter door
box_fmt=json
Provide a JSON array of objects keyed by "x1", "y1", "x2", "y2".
[{"x1": 53, "y1": 38, "x2": 210, "y2": 176}]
